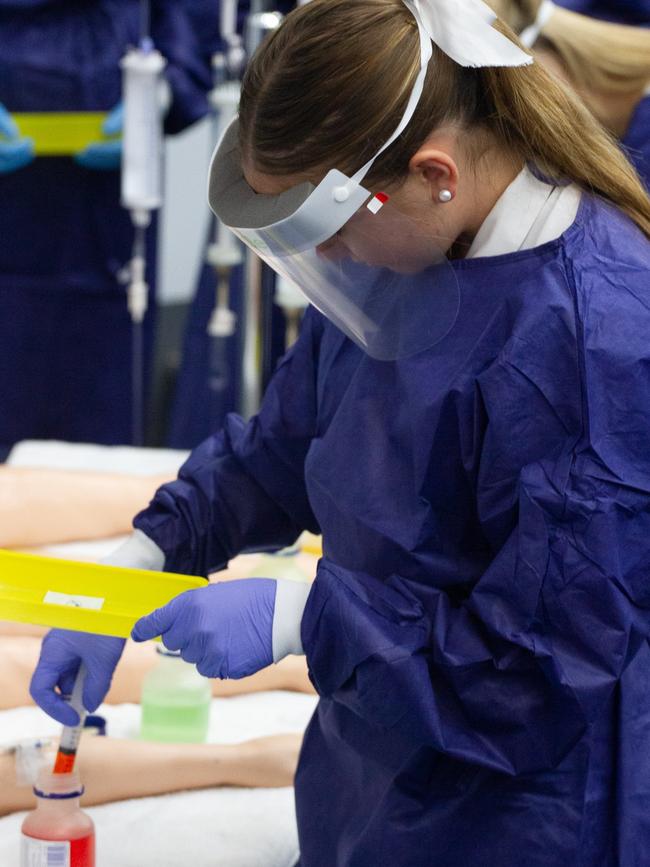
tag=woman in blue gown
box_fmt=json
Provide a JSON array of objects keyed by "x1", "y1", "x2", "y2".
[{"x1": 30, "y1": 0, "x2": 650, "y2": 863}]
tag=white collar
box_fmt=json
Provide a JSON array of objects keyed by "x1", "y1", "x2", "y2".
[{"x1": 466, "y1": 166, "x2": 581, "y2": 259}]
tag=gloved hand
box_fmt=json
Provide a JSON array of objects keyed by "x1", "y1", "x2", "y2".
[
  {"x1": 74, "y1": 102, "x2": 123, "y2": 171},
  {"x1": 29, "y1": 530, "x2": 164, "y2": 725},
  {"x1": 0, "y1": 103, "x2": 34, "y2": 173},
  {"x1": 132, "y1": 579, "x2": 279, "y2": 679},
  {"x1": 30, "y1": 630, "x2": 125, "y2": 726}
]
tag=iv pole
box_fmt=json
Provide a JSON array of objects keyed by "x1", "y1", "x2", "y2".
[
  {"x1": 120, "y1": 0, "x2": 166, "y2": 445},
  {"x1": 238, "y1": 0, "x2": 284, "y2": 419}
]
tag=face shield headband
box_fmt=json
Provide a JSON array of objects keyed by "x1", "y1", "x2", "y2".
[{"x1": 208, "y1": 0, "x2": 532, "y2": 360}]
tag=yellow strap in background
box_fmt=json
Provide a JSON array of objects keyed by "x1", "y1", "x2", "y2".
[
  {"x1": 11, "y1": 112, "x2": 114, "y2": 156},
  {"x1": 0, "y1": 549, "x2": 204, "y2": 638}
]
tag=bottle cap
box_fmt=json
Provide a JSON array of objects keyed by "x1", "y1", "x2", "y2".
[{"x1": 33, "y1": 771, "x2": 84, "y2": 800}]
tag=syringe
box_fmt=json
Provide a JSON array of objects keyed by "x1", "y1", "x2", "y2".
[{"x1": 52, "y1": 664, "x2": 88, "y2": 775}]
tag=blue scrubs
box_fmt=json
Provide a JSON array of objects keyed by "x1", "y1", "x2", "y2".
[
  {"x1": 623, "y1": 94, "x2": 650, "y2": 190},
  {"x1": 0, "y1": 0, "x2": 212, "y2": 446},
  {"x1": 136, "y1": 193, "x2": 650, "y2": 865},
  {"x1": 556, "y1": 0, "x2": 650, "y2": 24},
  {"x1": 167, "y1": 263, "x2": 245, "y2": 448},
  {"x1": 167, "y1": 260, "x2": 289, "y2": 448}
]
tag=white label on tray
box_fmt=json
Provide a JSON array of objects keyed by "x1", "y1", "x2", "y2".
[
  {"x1": 21, "y1": 836, "x2": 70, "y2": 867},
  {"x1": 43, "y1": 591, "x2": 105, "y2": 611}
]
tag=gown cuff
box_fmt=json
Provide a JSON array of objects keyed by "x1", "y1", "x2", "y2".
[
  {"x1": 103, "y1": 529, "x2": 166, "y2": 572},
  {"x1": 272, "y1": 579, "x2": 312, "y2": 662}
]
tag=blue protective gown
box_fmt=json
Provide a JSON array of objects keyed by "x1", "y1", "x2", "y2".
[
  {"x1": 167, "y1": 263, "x2": 245, "y2": 448},
  {"x1": 167, "y1": 259, "x2": 289, "y2": 448},
  {"x1": 136, "y1": 193, "x2": 650, "y2": 865},
  {"x1": 623, "y1": 94, "x2": 650, "y2": 191},
  {"x1": 555, "y1": 0, "x2": 650, "y2": 24},
  {"x1": 0, "y1": 0, "x2": 213, "y2": 446}
]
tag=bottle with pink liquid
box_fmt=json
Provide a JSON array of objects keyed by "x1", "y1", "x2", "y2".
[{"x1": 21, "y1": 770, "x2": 95, "y2": 867}]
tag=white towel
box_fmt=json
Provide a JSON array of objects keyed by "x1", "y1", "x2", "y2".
[
  {"x1": 7, "y1": 440, "x2": 189, "y2": 476},
  {"x1": 0, "y1": 692, "x2": 317, "y2": 866}
]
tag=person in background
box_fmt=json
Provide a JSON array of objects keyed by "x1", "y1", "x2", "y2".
[
  {"x1": 489, "y1": 0, "x2": 650, "y2": 186},
  {"x1": 0, "y1": 0, "x2": 216, "y2": 450}
]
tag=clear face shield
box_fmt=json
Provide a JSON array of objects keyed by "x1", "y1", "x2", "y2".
[
  {"x1": 208, "y1": 0, "x2": 532, "y2": 360},
  {"x1": 276, "y1": 201, "x2": 460, "y2": 362}
]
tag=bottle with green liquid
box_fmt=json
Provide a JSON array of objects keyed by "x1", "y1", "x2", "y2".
[{"x1": 140, "y1": 648, "x2": 211, "y2": 743}]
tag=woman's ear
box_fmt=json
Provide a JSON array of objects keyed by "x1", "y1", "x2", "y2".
[{"x1": 408, "y1": 147, "x2": 459, "y2": 203}]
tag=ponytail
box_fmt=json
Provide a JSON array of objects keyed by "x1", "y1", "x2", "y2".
[{"x1": 483, "y1": 25, "x2": 650, "y2": 238}]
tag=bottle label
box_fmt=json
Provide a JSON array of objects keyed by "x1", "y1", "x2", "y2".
[
  {"x1": 21, "y1": 833, "x2": 94, "y2": 867},
  {"x1": 21, "y1": 837, "x2": 70, "y2": 867},
  {"x1": 42, "y1": 591, "x2": 105, "y2": 611}
]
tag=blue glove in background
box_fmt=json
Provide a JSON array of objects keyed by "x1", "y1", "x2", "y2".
[
  {"x1": 0, "y1": 102, "x2": 34, "y2": 173},
  {"x1": 132, "y1": 579, "x2": 277, "y2": 679},
  {"x1": 30, "y1": 629, "x2": 126, "y2": 726},
  {"x1": 74, "y1": 102, "x2": 123, "y2": 171}
]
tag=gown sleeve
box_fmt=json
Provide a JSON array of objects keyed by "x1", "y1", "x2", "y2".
[
  {"x1": 134, "y1": 308, "x2": 323, "y2": 576},
  {"x1": 151, "y1": 0, "x2": 216, "y2": 133},
  {"x1": 301, "y1": 326, "x2": 650, "y2": 776}
]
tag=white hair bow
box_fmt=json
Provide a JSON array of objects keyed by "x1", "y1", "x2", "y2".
[
  {"x1": 404, "y1": 0, "x2": 534, "y2": 67},
  {"x1": 349, "y1": 0, "x2": 532, "y2": 185}
]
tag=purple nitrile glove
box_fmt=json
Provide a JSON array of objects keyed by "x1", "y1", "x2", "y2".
[
  {"x1": 131, "y1": 579, "x2": 277, "y2": 679},
  {"x1": 0, "y1": 102, "x2": 34, "y2": 173},
  {"x1": 74, "y1": 102, "x2": 123, "y2": 171},
  {"x1": 29, "y1": 532, "x2": 163, "y2": 726},
  {"x1": 30, "y1": 630, "x2": 126, "y2": 726}
]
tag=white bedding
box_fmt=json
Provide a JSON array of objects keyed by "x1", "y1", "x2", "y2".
[
  {"x1": 0, "y1": 692, "x2": 317, "y2": 866},
  {"x1": 7, "y1": 440, "x2": 190, "y2": 476}
]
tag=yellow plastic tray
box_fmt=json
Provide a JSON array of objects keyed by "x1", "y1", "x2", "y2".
[
  {"x1": 0, "y1": 549, "x2": 204, "y2": 638},
  {"x1": 12, "y1": 112, "x2": 114, "y2": 156}
]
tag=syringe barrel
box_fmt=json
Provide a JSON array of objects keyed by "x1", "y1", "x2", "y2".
[{"x1": 120, "y1": 47, "x2": 166, "y2": 212}]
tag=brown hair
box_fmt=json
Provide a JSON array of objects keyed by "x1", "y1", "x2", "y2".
[
  {"x1": 489, "y1": 0, "x2": 650, "y2": 94},
  {"x1": 240, "y1": 0, "x2": 650, "y2": 239}
]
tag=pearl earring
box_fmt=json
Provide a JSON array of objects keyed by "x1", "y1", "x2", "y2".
[{"x1": 438, "y1": 189, "x2": 453, "y2": 203}]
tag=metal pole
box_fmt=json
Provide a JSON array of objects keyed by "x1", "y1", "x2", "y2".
[{"x1": 237, "y1": 1, "x2": 283, "y2": 419}]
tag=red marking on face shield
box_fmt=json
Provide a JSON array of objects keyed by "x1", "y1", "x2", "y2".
[{"x1": 367, "y1": 192, "x2": 389, "y2": 214}]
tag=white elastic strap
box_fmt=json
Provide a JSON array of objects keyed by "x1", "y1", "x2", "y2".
[
  {"x1": 351, "y1": 7, "x2": 433, "y2": 185},
  {"x1": 519, "y1": 0, "x2": 555, "y2": 48},
  {"x1": 350, "y1": 0, "x2": 532, "y2": 189},
  {"x1": 103, "y1": 529, "x2": 165, "y2": 572},
  {"x1": 272, "y1": 579, "x2": 312, "y2": 661}
]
